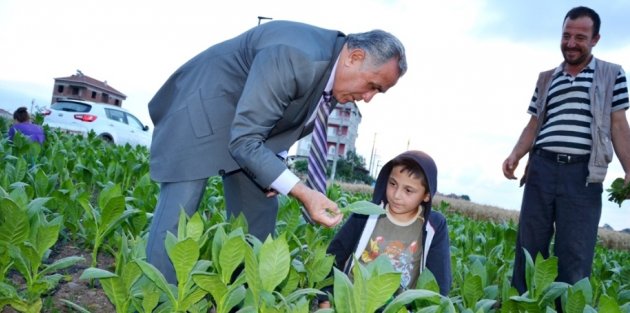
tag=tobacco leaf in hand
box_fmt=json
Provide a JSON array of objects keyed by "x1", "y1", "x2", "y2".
[{"x1": 606, "y1": 177, "x2": 630, "y2": 207}]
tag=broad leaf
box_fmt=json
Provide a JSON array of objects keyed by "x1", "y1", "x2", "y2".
[
  {"x1": 219, "y1": 236, "x2": 246, "y2": 284},
  {"x1": 333, "y1": 269, "x2": 355, "y2": 313},
  {"x1": 259, "y1": 235, "x2": 290, "y2": 292},
  {"x1": 366, "y1": 272, "x2": 400, "y2": 312},
  {"x1": 341, "y1": 200, "x2": 386, "y2": 215},
  {"x1": 168, "y1": 237, "x2": 200, "y2": 285},
  {"x1": 193, "y1": 272, "x2": 228, "y2": 303},
  {"x1": 533, "y1": 254, "x2": 557, "y2": 298},
  {"x1": 382, "y1": 289, "x2": 442, "y2": 313}
]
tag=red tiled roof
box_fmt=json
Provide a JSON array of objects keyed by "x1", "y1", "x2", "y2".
[{"x1": 54, "y1": 72, "x2": 126, "y2": 98}]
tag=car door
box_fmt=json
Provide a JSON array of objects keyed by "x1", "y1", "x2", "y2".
[
  {"x1": 104, "y1": 108, "x2": 133, "y2": 145},
  {"x1": 125, "y1": 112, "x2": 152, "y2": 147}
]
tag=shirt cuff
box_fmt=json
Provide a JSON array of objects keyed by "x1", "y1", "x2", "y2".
[{"x1": 270, "y1": 169, "x2": 300, "y2": 195}]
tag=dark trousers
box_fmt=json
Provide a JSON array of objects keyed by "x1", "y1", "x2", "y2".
[
  {"x1": 146, "y1": 172, "x2": 278, "y2": 284},
  {"x1": 512, "y1": 153, "x2": 602, "y2": 296}
]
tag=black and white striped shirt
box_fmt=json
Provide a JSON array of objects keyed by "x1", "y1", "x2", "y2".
[{"x1": 528, "y1": 58, "x2": 629, "y2": 155}]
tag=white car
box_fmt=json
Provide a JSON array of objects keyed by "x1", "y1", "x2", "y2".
[{"x1": 42, "y1": 99, "x2": 152, "y2": 148}]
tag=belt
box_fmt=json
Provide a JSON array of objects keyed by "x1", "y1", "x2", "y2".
[{"x1": 533, "y1": 149, "x2": 590, "y2": 164}]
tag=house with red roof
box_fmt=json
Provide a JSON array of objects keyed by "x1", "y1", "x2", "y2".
[{"x1": 51, "y1": 70, "x2": 126, "y2": 107}]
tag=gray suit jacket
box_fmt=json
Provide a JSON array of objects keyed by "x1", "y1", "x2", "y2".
[{"x1": 149, "y1": 20, "x2": 346, "y2": 189}]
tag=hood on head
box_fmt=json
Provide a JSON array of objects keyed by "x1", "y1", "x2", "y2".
[{"x1": 371, "y1": 150, "x2": 438, "y2": 212}]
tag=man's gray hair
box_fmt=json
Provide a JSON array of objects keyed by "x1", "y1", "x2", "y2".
[{"x1": 346, "y1": 30, "x2": 407, "y2": 77}]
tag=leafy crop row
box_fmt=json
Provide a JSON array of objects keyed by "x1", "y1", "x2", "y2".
[{"x1": 1, "y1": 128, "x2": 629, "y2": 312}]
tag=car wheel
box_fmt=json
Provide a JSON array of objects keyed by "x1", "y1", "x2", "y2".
[{"x1": 99, "y1": 135, "x2": 114, "y2": 144}]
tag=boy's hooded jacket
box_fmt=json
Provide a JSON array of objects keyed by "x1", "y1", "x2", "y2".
[{"x1": 325, "y1": 150, "x2": 452, "y2": 296}]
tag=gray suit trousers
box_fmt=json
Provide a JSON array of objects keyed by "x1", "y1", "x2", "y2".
[
  {"x1": 146, "y1": 179, "x2": 207, "y2": 284},
  {"x1": 146, "y1": 172, "x2": 278, "y2": 284}
]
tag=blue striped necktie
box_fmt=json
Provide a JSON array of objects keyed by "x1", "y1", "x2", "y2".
[{"x1": 307, "y1": 91, "x2": 333, "y2": 194}]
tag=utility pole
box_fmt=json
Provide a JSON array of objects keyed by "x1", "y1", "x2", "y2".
[
  {"x1": 257, "y1": 16, "x2": 272, "y2": 26},
  {"x1": 368, "y1": 132, "x2": 377, "y2": 175}
]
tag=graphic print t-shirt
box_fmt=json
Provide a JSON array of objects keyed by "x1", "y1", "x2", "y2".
[{"x1": 359, "y1": 215, "x2": 424, "y2": 289}]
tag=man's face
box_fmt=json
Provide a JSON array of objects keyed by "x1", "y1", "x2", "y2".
[
  {"x1": 332, "y1": 48, "x2": 401, "y2": 104},
  {"x1": 561, "y1": 16, "x2": 600, "y2": 67}
]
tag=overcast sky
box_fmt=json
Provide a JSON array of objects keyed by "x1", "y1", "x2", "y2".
[{"x1": 1, "y1": 0, "x2": 630, "y2": 230}]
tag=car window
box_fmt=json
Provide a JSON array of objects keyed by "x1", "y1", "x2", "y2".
[
  {"x1": 126, "y1": 113, "x2": 145, "y2": 130},
  {"x1": 51, "y1": 101, "x2": 91, "y2": 112},
  {"x1": 105, "y1": 108, "x2": 127, "y2": 124}
]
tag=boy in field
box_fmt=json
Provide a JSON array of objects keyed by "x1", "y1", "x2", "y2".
[{"x1": 319, "y1": 150, "x2": 452, "y2": 308}]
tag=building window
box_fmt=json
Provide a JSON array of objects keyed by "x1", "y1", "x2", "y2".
[
  {"x1": 102, "y1": 93, "x2": 109, "y2": 103},
  {"x1": 91, "y1": 91, "x2": 97, "y2": 98},
  {"x1": 57, "y1": 85, "x2": 64, "y2": 93},
  {"x1": 71, "y1": 86, "x2": 80, "y2": 95},
  {"x1": 115, "y1": 99, "x2": 120, "y2": 106}
]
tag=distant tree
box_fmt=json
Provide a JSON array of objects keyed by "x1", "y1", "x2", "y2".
[
  {"x1": 333, "y1": 150, "x2": 373, "y2": 185},
  {"x1": 290, "y1": 151, "x2": 373, "y2": 185},
  {"x1": 292, "y1": 159, "x2": 308, "y2": 175}
]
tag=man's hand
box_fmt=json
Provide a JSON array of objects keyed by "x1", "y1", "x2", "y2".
[
  {"x1": 289, "y1": 182, "x2": 343, "y2": 227},
  {"x1": 502, "y1": 155, "x2": 519, "y2": 180}
]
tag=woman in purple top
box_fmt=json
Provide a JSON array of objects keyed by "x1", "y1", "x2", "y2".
[{"x1": 8, "y1": 107, "x2": 45, "y2": 144}]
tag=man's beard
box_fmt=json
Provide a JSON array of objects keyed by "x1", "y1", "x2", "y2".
[{"x1": 562, "y1": 47, "x2": 590, "y2": 66}]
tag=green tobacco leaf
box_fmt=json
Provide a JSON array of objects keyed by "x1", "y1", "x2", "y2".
[
  {"x1": 598, "y1": 294, "x2": 623, "y2": 313},
  {"x1": 193, "y1": 272, "x2": 228, "y2": 303},
  {"x1": 566, "y1": 289, "x2": 586, "y2": 313},
  {"x1": 79, "y1": 267, "x2": 117, "y2": 280},
  {"x1": 462, "y1": 273, "x2": 483, "y2": 309},
  {"x1": 538, "y1": 282, "x2": 569, "y2": 308},
  {"x1": 305, "y1": 244, "x2": 334, "y2": 284},
  {"x1": 168, "y1": 237, "x2": 200, "y2": 285},
  {"x1": 0, "y1": 202, "x2": 29, "y2": 245},
  {"x1": 219, "y1": 236, "x2": 246, "y2": 284},
  {"x1": 333, "y1": 268, "x2": 355, "y2": 313},
  {"x1": 222, "y1": 285, "x2": 246, "y2": 313},
  {"x1": 141, "y1": 285, "x2": 161, "y2": 313},
  {"x1": 186, "y1": 212, "x2": 205, "y2": 242},
  {"x1": 34, "y1": 216, "x2": 62, "y2": 257},
  {"x1": 259, "y1": 235, "x2": 290, "y2": 292},
  {"x1": 341, "y1": 200, "x2": 385, "y2": 215},
  {"x1": 382, "y1": 289, "x2": 442, "y2": 313},
  {"x1": 135, "y1": 259, "x2": 177, "y2": 305},
  {"x1": 243, "y1": 244, "x2": 262, "y2": 304},
  {"x1": 100, "y1": 277, "x2": 128, "y2": 311},
  {"x1": 180, "y1": 287, "x2": 208, "y2": 312},
  {"x1": 570, "y1": 278, "x2": 592, "y2": 305},
  {"x1": 366, "y1": 272, "x2": 400, "y2": 312},
  {"x1": 40, "y1": 256, "x2": 85, "y2": 277},
  {"x1": 100, "y1": 186, "x2": 126, "y2": 229},
  {"x1": 533, "y1": 254, "x2": 558, "y2": 298},
  {"x1": 416, "y1": 269, "x2": 440, "y2": 293}
]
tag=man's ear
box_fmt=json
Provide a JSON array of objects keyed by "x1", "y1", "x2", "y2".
[
  {"x1": 591, "y1": 33, "x2": 600, "y2": 47},
  {"x1": 345, "y1": 48, "x2": 365, "y2": 65}
]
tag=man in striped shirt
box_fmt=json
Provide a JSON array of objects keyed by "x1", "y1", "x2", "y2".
[{"x1": 502, "y1": 6, "x2": 630, "y2": 303}]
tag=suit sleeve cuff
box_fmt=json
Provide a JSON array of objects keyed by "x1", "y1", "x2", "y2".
[{"x1": 270, "y1": 169, "x2": 300, "y2": 195}]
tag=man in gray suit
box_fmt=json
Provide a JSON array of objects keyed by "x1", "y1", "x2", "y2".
[{"x1": 146, "y1": 20, "x2": 407, "y2": 284}]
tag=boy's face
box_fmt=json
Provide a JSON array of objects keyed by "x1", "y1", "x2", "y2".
[{"x1": 385, "y1": 165, "x2": 431, "y2": 221}]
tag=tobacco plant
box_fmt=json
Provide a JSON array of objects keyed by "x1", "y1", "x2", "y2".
[{"x1": 0, "y1": 186, "x2": 84, "y2": 312}]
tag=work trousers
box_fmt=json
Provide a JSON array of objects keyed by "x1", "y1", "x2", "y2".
[{"x1": 511, "y1": 152, "x2": 602, "y2": 295}]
